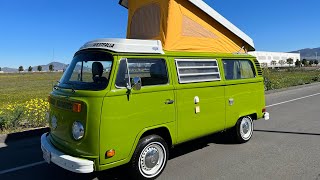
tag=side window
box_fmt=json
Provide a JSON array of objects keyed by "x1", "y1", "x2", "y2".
[
  {"x1": 223, "y1": 59, "x2": 256, "y2": 80},
  {"x1": 175, "y1": 59, "x2": 221, "y2": 84},
  {"x1": 115, "y1": 60, "x2": 129, "y2": 87},
  {"x1": 115, "y1": 58, "x2": 168, "y2": 87}
]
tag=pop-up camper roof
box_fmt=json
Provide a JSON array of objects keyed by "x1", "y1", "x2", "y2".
[{"x1": 119, "y1": 0, "x2": 255, "y2": 53}]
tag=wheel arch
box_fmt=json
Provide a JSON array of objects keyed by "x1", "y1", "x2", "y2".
[
  {"x1": 239, "y1": 111, "x2": 257, "y2": 120},
  {"x1": 226, "y1": 112, "x2": 257, "y2": 130},
  {"x1": 248, "y1": 113, "x2": 257, "y2": 121},
  {"x1": 127, "y1": 124, "x2": 174, "y2": 162},
  {"x1": 139, "y1": 127, "x2": 173, "y2": 148}
]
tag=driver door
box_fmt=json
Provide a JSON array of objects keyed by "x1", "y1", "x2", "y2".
[{"x1": 99, "y1": 57, "x2": 175, "y2": 165}]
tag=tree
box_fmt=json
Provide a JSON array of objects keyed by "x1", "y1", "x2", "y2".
[
  {"x1": 271, "y1": 60, "x2": 277, "y2": 66},
  {"x1": 286, "y1": 58, "x2": 294, "y2": 67},
  {"x1": 278, "y1": 60, "x2": 286, "y2": 67},
  {"x1": 37, "y1": 65, "x2": 42, "y2": 72},
  {"x1": 28, "y1": 66, "x2": 33, "y2": 72},
  {"x1": 315, "y1": 60, "x2": 319, "y2": 66},
  {"x1": 49, "y1": 64, "x2": 54, "y2": 72},
  {"x1": 309, "y1": 60, "x2": 314, "y2": 66},
  {"x1": 18, "y1": 66, "x2": 24, "y2": 73},
  {"x1": 295, "y1": 60, "x2": 301, "y2": 67},
  {"x1": 302, "y1": 59, "x2": 308, "y2": 66},
  {"x1": 0, "y1": 67, "x2": 2, "y2": 71}
]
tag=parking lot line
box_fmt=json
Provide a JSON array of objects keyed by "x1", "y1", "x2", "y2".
[
  {"x1": 0, "y1": 161, "x2": 46, "y2": 175},
  {"x1": 266, "y1": 92, "x2": 320, "y2": 108}
]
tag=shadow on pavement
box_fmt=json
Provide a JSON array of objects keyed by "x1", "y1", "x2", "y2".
[
  {"x1": 0, "y1": 131, "x2": 238, "y2": 180},
  {"x1": 169, "y1": 132, "x2": 237, "y2": 160},
  {"x1": 255, "y1": 129, "x2": 320, "y2": 136},
  {"x1": 0, "y1": 130, "x2": 46, "y2": 173}
]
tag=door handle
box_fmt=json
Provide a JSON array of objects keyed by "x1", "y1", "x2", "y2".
[
  {"x1": 229, "y1": 98, "x2": 234, "y2": 106},
  {"x1": 165, "y1": 99, "x2": 175, "y2": 104}
]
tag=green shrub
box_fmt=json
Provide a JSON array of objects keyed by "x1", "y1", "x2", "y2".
[{"x1": 263, "y1": 68, "x2": 320, "y2": 90}]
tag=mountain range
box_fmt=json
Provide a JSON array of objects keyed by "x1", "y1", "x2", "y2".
[
  {"x1": 290, "y1": 47, "x2": 320, "y2": 60},
  {"x1": 0, "y1": 62, "x2": 68, "y2": 73}
]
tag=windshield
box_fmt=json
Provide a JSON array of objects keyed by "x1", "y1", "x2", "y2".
[{"x1": 59, "y1": 51, "x2": 113, "y2": 91}]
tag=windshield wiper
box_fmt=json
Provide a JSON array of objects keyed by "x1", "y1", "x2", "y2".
[
  {"x1": 53, "y1": 81, "x2": 62, "y2": 90},
  {"x1": 54, "y1": 81, "x2": 76, "y2": 93},
  {"x1": 64, "y1": 82, "x2": 76, "y2": 93}
]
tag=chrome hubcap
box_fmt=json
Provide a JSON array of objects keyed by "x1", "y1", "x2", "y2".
[
  {"x1": 145, "y1": 147, "x2": 159, "y2": 169},
  {"x1": 240, "y1": 117, "x2": 253, "y2": 140},
  {"x1": 242, "y1": 122, "x2": 249, "y2": 134},
  {"x1": 139, "y1": 142, "x2": 166, "y2": 178}
]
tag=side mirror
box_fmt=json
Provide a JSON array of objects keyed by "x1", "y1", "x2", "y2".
[{"x1": 131, "y1": 77, "x2": 142, "y2": 90}]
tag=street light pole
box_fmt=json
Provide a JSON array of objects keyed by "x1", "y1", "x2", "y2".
[{"x1": 316, "y1": 52, "x2": 318, "y2": 60}]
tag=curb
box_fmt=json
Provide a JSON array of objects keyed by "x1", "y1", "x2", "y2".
[
  {"x1": 0, "y1": 127, "x2": 50, "y2": 144},
  {"x1": 265, "y1": 82, "x2": 320, "y2": 95}
]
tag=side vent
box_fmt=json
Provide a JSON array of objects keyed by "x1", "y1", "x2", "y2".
[{"x1": 254, "y1": 59, "x2": 263, "y2": 76}]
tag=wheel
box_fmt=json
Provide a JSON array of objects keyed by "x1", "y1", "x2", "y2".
[
  {"x1": 129, "y1": 135, "x2": 169, "y2": 180},
  {"x1": 232, "y1": 116, "x2": 254, "y2": 143}
]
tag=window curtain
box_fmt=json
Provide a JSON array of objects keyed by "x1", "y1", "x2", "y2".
[{"x1": 239, "y1": 61, "x2": 254, "y2": 78}]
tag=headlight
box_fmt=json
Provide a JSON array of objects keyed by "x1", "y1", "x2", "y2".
[{"x1": 72, "y1": 121, "x2": 84, "y2": 140}]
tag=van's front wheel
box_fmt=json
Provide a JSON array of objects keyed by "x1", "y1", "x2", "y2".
[
  {"x1": 232, "y1": 116, "x2": 254, "y2": 143},
  {"x1": 129, "y1": 135, "x2": 168, "y2": 180}
]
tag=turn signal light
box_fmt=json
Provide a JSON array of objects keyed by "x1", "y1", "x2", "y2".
[
  {"x1": 262, "y1": 108, "x2": 266, "y2": 113},
  {"x1": 106, "y1": 149, "x2": 116, "y2": 158},
  {"x1": 73, "y1": 103, "x2": 82, "y2": 113}
]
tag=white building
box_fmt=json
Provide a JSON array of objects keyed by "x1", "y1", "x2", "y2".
[{"x1": 248, "y1": 51, "x2": 300, "y2": 68}]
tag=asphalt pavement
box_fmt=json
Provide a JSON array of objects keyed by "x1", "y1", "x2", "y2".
[{"x1": 1, "y1": 83, "x2": 320, "y2": 180}]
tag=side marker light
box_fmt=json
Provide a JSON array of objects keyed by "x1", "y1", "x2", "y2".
[{"x1": 106, "y1": 149, "x2": 116, "y2": 158}]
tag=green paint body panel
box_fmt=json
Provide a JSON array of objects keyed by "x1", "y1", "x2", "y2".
[{"x1": 47, "y1": 49, "x2": 266, "y2": 172}]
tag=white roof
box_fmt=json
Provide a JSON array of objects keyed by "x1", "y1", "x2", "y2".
[
  {"x1": 119, "y1": 0, "x2": 254, "y2": 50},
  {"x1": 79, "y1": 38, "x2": 164, "y2": 54}
]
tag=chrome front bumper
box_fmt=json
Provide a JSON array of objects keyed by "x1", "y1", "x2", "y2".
[{"x1": 40, "y1": 133, "x2": 94, "y2": 173}]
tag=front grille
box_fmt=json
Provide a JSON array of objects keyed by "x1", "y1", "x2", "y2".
[
  {"x1": 56, "y1": 100, "x2": 73, "y2": 111},
  {"x1": 49, "y1": 97, "x2": 73, "y2": 111}
]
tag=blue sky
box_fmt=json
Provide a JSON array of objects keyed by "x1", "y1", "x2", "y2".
[{"x1": 0, "y1": 0, "x2": 319, "y2": 68}]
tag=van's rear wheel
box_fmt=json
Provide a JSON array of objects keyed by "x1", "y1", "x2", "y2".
[
  {"x1": 129, "y1": 135, "x2": 168, "y2": 180},
  {"x1": 232, "y1": 116, "x2": 254, "y2": 143}
]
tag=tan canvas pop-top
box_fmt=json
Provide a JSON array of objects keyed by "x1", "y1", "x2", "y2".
[{"x1": 120, "y1": 0, "x2": 255, "y2": 53}]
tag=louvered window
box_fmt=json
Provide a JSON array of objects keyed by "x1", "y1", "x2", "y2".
[
  {"x1": 175, "y1": 59, "x2": 221, "y2": 84},
  {"x1": 254, "y1": 59, "x2": 263, "y2": 76}
]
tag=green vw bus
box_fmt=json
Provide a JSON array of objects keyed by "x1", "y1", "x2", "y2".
[{"x1": 41, "y1": 38, "x2": 269, "y2": 179}]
